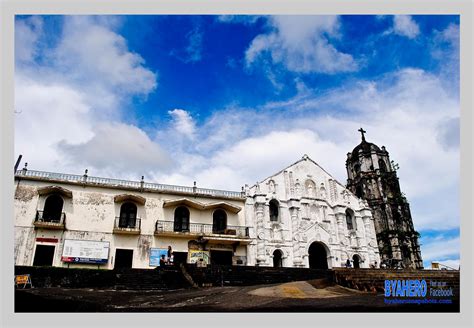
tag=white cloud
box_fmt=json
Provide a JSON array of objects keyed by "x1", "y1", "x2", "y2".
[
  {"x1": 14, "y1": 73, "x2": 95, "y2": 170},
  {"x1": 170, "y1": 26, "x2": 203, "y2": 64},
  {"x1": 15, "y1": 16, "x2": 161, "y2": 179},
  {"x1": 436, "y1": 259, "x2": 460, "y2": 270},
  {"x1": 184, "y1": 28, "x2": 203, "y2": 63},
  {"x1": 193, "y1": 129, "x2": 346, "y2": 190},
  {"x1": 245, "y1": 16, "x2": 358, "y2": 74},
  {"x1": 217, "y1": 15, "x2": 262, "y2": 25},
  {"x1": 15, "y1": 16, "x2": 43, "y2": 63},
  {"x1": 431, "y1": 23, "x2": 460, "y2": 95},
  {"x1": 393, "y1": 15, "x2": 420, "y2": 39},
  {"x1": 57, "y1": 123, "x2": 171, "y2": 177},
  {"x1": 168, "y1": 109, "x2": 196, "y2": 139},
  {"x1": 152, "y1": 68, "x2": 458, "y2": 233},
  {"x1": 54, "y1": 16, "x2": 157, "y2": 96},
  {"x1": 421, "y1": 236, "x2": 459, "y2": 263}
]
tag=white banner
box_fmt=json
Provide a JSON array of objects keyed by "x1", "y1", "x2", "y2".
[{"x1": 61, "y1": 239, "x2": 110, "y2": 264}]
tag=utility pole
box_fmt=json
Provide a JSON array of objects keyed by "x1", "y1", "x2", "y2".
[{"x1": 14, "y1": 155, "x2": 22, "y2": 173}]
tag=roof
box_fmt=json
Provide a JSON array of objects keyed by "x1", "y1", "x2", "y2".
[
  {"x1": 350, "y1": 140, "x2": 381, "y2": 157},
  {"x1": 251, "y1": 154, "x2": 348, "y2": 192},
  {"x1": 15, "y1": 169, "x2": 244, "y2": 200},
  {"x1": 162, "y1": 198, "x2": 242, "y2": 213}
]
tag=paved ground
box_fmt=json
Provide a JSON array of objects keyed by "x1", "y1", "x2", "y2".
[{"x1": 15, "y1": 280, "x2": 459, "y2": 312}]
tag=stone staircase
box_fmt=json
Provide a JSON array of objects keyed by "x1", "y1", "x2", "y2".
[
  {"x1": 184, "y1": 265, "x2": 332, "y2": 287},
  {"x1": 114, "y1": 266, "x2": 191, "y2": 290},
  {"x1": 333, "y1": 268, "x2": 460, "y2": 298}
]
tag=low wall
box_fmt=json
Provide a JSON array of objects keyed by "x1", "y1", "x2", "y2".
[
  {"x1": 184, "y1": 265, "x2": 332, "y2": 287},
  {"x1": 15, "y1": 265, "x2": 460, "y2": 295},
  {"x1": 14, "y1": 265, "x2": 190, "y2": 290},
  {"x1": 15, "y1": 265, "x2": 332, "y2": 289}
]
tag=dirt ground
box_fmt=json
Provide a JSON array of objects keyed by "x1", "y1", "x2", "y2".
[{"x1": 15, "y1": 280, "x2": 459, "y2": 312}]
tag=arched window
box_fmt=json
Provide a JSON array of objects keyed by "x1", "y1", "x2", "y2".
[
  {"x1": 119, "y1": 202, "x2": 137, "y2": 228},
  {"x1": 346, "y1": 209, "x2": 355, "y2": 231},
  {"x1": 378, "y1": 159, "x2": 387, "y2": 172},
  {"x1": 269, "y1": 199, "x2": 279, "y2": 222},
  {"x1": 305, "y1": 179, "x2": 316, "y2": 197},
  {"x1": 356, "y1": 185, "x2": 364, "y2": 198},
  {"x1": 212, "y1": 209, "x2": 227, "y2": 234},
  {"x1": 354, "y1": 164, "x2": 361, "y2": 174},
  {"x1": 174, "y1": 206, "x2": 190, "y2": 232},
  {"x1": 42, "y1": 194, "x2": 64, "y2": 222},
  {"x1": 393, "y1": 208, "x2": 402, "y2": 226}
]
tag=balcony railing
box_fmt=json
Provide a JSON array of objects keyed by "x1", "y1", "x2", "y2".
[
  {"x1": 34, "y1": 210, "x2": 66, "y2": 229},
  {"x1": 113, "y1": 217, "x2": 141, "y2": 234},
  {"x1": 15, "y1": 169, "x2": 244, "y2": 199},
  {"x1": 155, "y1": 220, "x2": 251, "y2": 239}
]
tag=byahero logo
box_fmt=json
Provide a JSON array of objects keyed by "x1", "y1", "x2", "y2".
[{"x1": 384, "y1": 279, "x2": 428, "y2": 297}]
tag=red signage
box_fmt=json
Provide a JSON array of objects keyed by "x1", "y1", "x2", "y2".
[{"x1": 36, "y1": 238, "x2": 58, "y2": 243}]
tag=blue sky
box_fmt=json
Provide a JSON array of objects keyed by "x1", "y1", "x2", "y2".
[{"x1": 14, "y1": 15, "x2": 460, "y2": 269}]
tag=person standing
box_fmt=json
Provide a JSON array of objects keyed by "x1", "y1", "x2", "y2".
[
  {"x1": 346, "y1": 258, "x2": 352, "y2": 268},
  {"x1": 167, "y1": 246, "x2": 173, "y2": 264}
]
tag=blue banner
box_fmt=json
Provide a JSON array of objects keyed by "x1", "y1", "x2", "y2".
[{"x1": 149, "y1": 248, "x2": 168, "y2": 266}]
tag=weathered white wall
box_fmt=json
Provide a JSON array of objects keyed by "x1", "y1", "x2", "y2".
[{"x1": 14, "y1": 179, "x2": 246, "y2": 269}]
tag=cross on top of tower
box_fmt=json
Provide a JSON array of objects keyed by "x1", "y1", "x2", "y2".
[{"x1": 358, "y1": 128, "x2": 367, "y2": 141}]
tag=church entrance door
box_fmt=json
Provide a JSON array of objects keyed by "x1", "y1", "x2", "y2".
[
  {"x1": 273, "y1": 250, "x2": 283, "y2": 267},
  {"x1": 308, "y1": 242, "x2": 328, "y2": 269}
]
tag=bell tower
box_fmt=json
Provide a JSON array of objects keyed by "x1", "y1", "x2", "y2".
[{"x1": 346, "y1": 128, "x2": 423, "y2": 269}]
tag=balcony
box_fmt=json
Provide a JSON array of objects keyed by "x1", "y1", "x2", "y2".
[
  {"x1": 113, "y1": 217, "x2": 141, "y2": 235},
  {"x1": 154, "y1": 220, "x2": 251, "y2": 243},
  {"x1": 34, "y1": 210, "x2": 66, "y2": 230}
]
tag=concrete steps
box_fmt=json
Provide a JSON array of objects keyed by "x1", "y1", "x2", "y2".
[{"x1": 184, "y1": 265, "x2": 332, "y2": 287}]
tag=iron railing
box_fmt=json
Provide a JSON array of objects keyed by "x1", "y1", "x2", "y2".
[
  {"x1": 155, "y1": 220, "x2": 250, "y2": 238},
  {"x1": 16, "y1": 169, "x2": 244, "y2": 199},
  {"x1": 114, "y1": 217, "x2": 141, "y2": 230},
  {"x1": 35, "y1": 210, "x2": 66, "y2": 225}
]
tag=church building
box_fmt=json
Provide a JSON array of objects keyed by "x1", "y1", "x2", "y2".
[
  {"x1": 15, "y1": 130, "x2": 427, "y2": 271},
  {"x1": 245, "y1": 154, "x2": 380, "y2": 269}
]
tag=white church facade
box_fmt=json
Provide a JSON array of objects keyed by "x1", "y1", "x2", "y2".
[{"x1": 13, "y1": 155, "x2": 380, "y2": 270}]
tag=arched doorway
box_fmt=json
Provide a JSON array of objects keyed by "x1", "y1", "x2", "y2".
[
  {"x1": 353, "y1": 254, "x2": 361, "y2": 268},
  {"x1": 273, "y1": 249, "x2": 283, "y2": 268},
  {"x1": 308, "y1": 242, "x2": 328, "y2": 269}
]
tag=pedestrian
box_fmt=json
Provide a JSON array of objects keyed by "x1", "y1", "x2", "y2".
[
  {"x1": 345, "y1": 258, "x2": 352, "y2": 268},
  {"x1": 167, "y1": 245, "x2": 173, "y2": 264},
  {"x1": 159, "y1": 254, "x2": 166, "y2": 267}
]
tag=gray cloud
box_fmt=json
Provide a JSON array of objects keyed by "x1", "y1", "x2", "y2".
[{"x1": 436, "y1": 117, "x2": 460, "y2": 151}]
